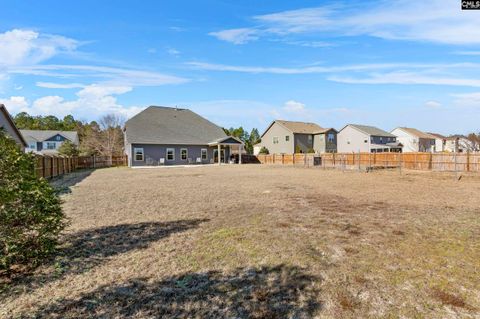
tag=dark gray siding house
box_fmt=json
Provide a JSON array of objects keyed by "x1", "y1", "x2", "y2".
[
  {"x1": 124, "y1": 106, "x2": 244, "y2": 166},
  {"x1": 0, "y1": 104, "x2": 27, "y2": 150},
  {"x1": 257, "y1": 120, "x2": 337, "y2": 154}
]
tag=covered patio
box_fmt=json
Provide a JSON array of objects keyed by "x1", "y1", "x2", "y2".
[{"x1": 208, "y1": 136, "x2": 245, "y2": 165}]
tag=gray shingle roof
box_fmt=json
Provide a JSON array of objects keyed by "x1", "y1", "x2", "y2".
[
  {"x1": 20, "y1": 130, "x2": 79, "y2": 144},
  {"x1": 348, "y1": 124, "x2": 396, "y2": 137},
  {"x1": 125, "y1": 106, "x2": 227, "y2": 145}
]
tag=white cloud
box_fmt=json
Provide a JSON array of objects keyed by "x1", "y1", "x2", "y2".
[
  {"x1": 11, "y1": 64, "x2": 189, "y2": 86},
  {"x1": 209, "y1": 28, "x2": 259, "y2": 44},
  {"x1": 452, "y1": 92, "x2": 480, "y2": 108},
  {"x1": 424, "y1": 100, "x2": 442, "y2": 108},
  {"x1": 454, "y1": 51, "x2": 480, "y2": 56},
  {"x1": 187, "y1": 61, "x2": 415, "y2": 74},
  {"x1": 36, "y1": 82, "x2": 85, "y2": 89},
  {"x1": 166, "y1": 47, "x2": 180, "y2": 56},
  {"x1": 212, "y1": 0, "x2": 480, "y2": 45},
  {"x1": 0, "y1": 29, "x2": 78, "y2": 66},
  {"x1": 328, "y1": 71, "x2": 480, "y2": 88},
  {"x1": 283, "y1": 100, "x2": 306, "y2": 113},
  {"x1": 2, "y1": 84, "x2": 143, "y2": 120},
  {"x1": 0, "y1": 96, "x2": 29, "y2": 112}
]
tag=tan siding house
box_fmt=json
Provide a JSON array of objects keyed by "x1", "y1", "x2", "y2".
[
  {"x1": 0, "y1": 104, "x2": 27, "y2": 150},
  {"x1": 257, "y1": 120, "x2": 337, "y2": 154}
]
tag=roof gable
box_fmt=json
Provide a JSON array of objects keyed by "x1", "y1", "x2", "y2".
[
  {"x1": 0, "y1": 104, "x2": 28, "y2": 146},
  {"x1": 343, "y1": 124, "x2": 395, "y2": 137},
  {"x1": 20, "y1": 130, "x2": 78, "y2": 143},
  {"x1": 261, "y1": 120, "x2": 327, "y2": 137},
  {"x1": 394, "y1": 127, "x2": 436, "y2": 139},
  {"x1": 125, "y1": 106, "x2": 227, "y2": 145}
]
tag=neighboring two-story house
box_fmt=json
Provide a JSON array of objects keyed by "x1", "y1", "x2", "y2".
[
  {"x1": 257, "y1": 120, "x2": 337, "y2": 154},
  {"x1": 0, "y1": 104, "x2": 27, "y2": 150},
  {"x1": 20, "y1": 130, "x2": 79, "y2": 154},
  {"x1": 337, "y1": 124, "x2": 402, "y2": 153},
  {"x1": 391, "y1": 127, "x2": 436, "y2": 152},
  {"x1": 444, "y1": 135, "x2": 477, "y2": 153}
]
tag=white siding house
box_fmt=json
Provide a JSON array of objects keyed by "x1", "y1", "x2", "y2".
[
  {"x1": 391, "y1": 127, "x2": 436, "y2": 152},
  {"x1": 337, "y1": 124, "x2": 402, "y2": 153}
]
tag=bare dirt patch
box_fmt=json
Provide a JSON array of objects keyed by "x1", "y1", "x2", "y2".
[{"x1": 1, "y1": 165, "x2": 479, "y2": 318}]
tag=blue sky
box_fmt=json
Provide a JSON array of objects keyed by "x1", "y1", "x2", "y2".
[{"x1": 1, "y1": 0, "x2": 480, "y2": 134}]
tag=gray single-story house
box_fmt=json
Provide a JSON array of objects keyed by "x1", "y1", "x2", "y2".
[
  {"x1": 256, "y1": 120, "x2": 337, "y2": 154},
  {"x1": 20, "y1": 129, "x2": 79, "y2": 154},
  {"x1": 124, "y1": 106, "x2": 244, "y2": 166},
  {"x1": 337, "y1": 124, "x2": 402, "y2": 153},
  {"x1": 0, "y1": 104, "x2": 27, "y2": 150}
]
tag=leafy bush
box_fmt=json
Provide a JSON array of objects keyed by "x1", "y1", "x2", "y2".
[
  {"x1": 0, "y1": 130, "x2": 66, "y2": 274},
  {"x1": 295, "y1": 145, "x2": 302, "y2": 153},
  {"x1": 259, "y1": 147, "x2": 269, "y2": 155},
  {"x1": 307, "y1": 148, "x2": 315, "y2": 154},
  {"x1": 58, "y1": 140, "x2": 79, "y2": 156}
]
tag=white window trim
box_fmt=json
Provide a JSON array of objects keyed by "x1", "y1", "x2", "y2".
[
  {"x1": 133, "y1": 147, "x2": 144, "y2": 161},
  {"x1": 180, "y1": 148, "x2": 188, "y2": 160},
  {"x1": 273, "y1": 136, "x2": 279, "y2": 144},
  {"x1": 46, "y1": 142, "x2": 56, "y2": 150},
  {"x1": 166, "y1": 148, "x2": 175, "y2": 161},
  {"x1": 201, "y1": 148, "x2": 208, "y2": 160}
]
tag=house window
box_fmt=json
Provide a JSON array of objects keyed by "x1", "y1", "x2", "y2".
[
  {"x1": 29, "y1": 142, "x2": 36, "y2": 149},
  {"x1": 308, "y1": 135, "x2": 312, "y2": 142},
  {"x1": 273, "y1": 136, "x2": 279, "y2": 144},
  {"x1": 56, "y1": 135, "x2": 61, "y2": 141},
  {"x1": 166, "y1": 148, "x2": 175, "y2": 161},
  {"x1": 134, "y1": 148, "x2": 144, "y2": 161},
  {"x1": 380, "y1": 137, "x2": 383, "y2": 142},
  {"x1": 285, "y1": 135, "x2": 289, "y2": 142},
  {"x1": 46, "y1": 142, "x2": 56, "y2": 149},
  {"x1": 180, "y1": 148, "x2": 188, "y2": 160},
  {"x1": 364, "y1": 140, "x2": 368, "y2": 143},
  {"x1": 201, "y1": 149, "x2": 207, "y2": 160},
  {"x1": 327, "y1": 133, "x2": 335, "y2": 142}
]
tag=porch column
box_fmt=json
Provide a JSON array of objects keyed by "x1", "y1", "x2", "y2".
[
  {"x1": 217, "y1": 144, "x2": 221, "y2": 165},
  {"x1": 239, "y1": 144, "x2": 242, "y2": 164}
]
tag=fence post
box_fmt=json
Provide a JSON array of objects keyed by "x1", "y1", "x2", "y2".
[
  {"x1": 429, "y1": 152, "x2": 433, "y2": 171},
  {"x1": 467, "y1": 151, "x2": 470, "y2": 172},
  {"x1": 398, "y1": 152, "x2": 402, "y2": 174},
  {"x1": 93, "y1": 155, "x2": 96, "y2": 168},
  {"x1": 358, "y1": 151, "x2": 361, "y2": 171}
]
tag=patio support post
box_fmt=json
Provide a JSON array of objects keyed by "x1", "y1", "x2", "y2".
[
  {"x1": 218, "y1": 144, "x2": 221, "y2": 165},
  {"x1": 239, "y1": 144, "x2": 242, "y2": 164}
]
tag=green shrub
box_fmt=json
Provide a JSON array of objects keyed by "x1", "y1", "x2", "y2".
[
  {"x1": 259, "y1": 146, "x2": 269, "y2": 155},
  {"x1": 58, "y1": 140, "x2": 79, "y2": 156},
  {"x1": 307, "y1": 147, "x2": 315, "y2": 154},
  {"x1": 0, "y1": 130, "x2": 66, "y2": 274}
]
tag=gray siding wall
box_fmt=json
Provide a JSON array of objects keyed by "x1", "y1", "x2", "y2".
[
  {"x1": 337, "y1": 126, "x2": 371, "y2": 153},
  {"x1": 130, "y1": 144, "x2": 231, "y2": 166},
  {"x1": 0, "y1": 112, "x2": 24, "y2": 149},
  {"x1": 260, "y1": 123, "x2": 294, "y2": 154},
  {"x1": 313, "y1": 131, "x2": 337, "y2": 153},
  {"x1": 294, "y1": 134, "x2": 314, "y2": 153}
]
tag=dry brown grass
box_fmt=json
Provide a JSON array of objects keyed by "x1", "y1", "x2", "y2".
[{"x1": 1, "y1": 165, "x2": 480, "y2": 318}]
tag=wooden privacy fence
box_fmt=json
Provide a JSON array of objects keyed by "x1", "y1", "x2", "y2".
[
  {"x1": 256, "y1": 152, "x2": 480, "y2": 172},
  {"x1": 34, "y1": 154, "x2": 127, "y2": 179}
]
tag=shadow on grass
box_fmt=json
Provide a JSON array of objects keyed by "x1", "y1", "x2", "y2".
[
  {"x1": 50, "y1": 169, "x2": 94, "y2": 195},
  {"x1": 2, "y1": 219, "x2": 208, "y2": 297},
  {"x1": 26, "y1": 265, "x2": 322, "y2": 318}
]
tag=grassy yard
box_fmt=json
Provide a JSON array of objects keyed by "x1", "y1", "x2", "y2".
[{"x1": 1, "y1": 165, "x2": 479, "y2": 318}]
